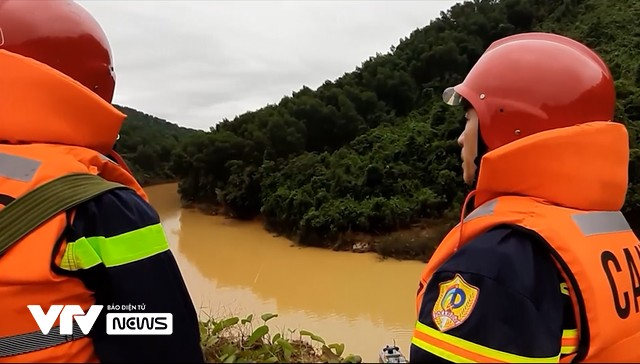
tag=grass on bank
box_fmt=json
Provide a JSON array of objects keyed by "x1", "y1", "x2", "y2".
[{"x1": 199, "y1": 311, "x2": 363, "y2": 363}]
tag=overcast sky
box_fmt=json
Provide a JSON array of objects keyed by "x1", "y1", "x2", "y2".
[{"x1": 78, "y1": 0, "x2": 460, "y2": 131}]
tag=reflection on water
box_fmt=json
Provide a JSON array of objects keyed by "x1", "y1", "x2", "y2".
[{"x1": 146, "y1": 183, "x2": 425, "y2": 362}]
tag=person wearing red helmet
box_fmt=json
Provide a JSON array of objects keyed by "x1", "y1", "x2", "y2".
[
  {"x1": 409, "y1": 32, "x2": 640, "y2": 362},
  {"x1": 0, "y1": 1, "x2": 204, "y2": 362}
]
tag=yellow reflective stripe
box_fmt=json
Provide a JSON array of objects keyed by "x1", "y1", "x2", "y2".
[
  {"x1": 561, "y1": 329, "x2": 578, "y2": 355},
  {"x1": 59, "y1": 238, "x2": 102, "y2": 271},
  {"x1": 560, "y1": 282, "x2": 569, "y2": 295},
  {"x1": 59, "y1": 223, "x2": 170, "y2": 270},
  {"x1": 411, "y1": 335, "x2": 475, "y2": 363},
  {"x1": 89, "y1": 223, "x2": 170, "y2": 267},
  {"x1": 414, "y1": 321, "x2": 560, "y2": 363},
  {"x1": 562, "y1": 329, "x2": 577, "y2": 338}
]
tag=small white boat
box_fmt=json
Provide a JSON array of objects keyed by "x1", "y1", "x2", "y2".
[{"x1": 379, "y1": 344, "x2": 408, "y2": 363}]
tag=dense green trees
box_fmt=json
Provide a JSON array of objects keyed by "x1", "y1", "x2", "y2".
[
  {"x1": 131, "y1": 0, "x2": 640, "y2": 256},
  {"x1": 114, "y1": 105, "x2": 201, "y2": 186}
]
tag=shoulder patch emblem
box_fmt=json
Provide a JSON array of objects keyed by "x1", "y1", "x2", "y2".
[{"x1": 432, "y1": 274, "x2": 479, "y2": 332}]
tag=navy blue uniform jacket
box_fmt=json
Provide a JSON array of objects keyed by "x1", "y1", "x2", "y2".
[
  {"x1": 52, "y1": 187, "x2": 205, "y2": 363},
  {"x1": 409, "y1": 225, "x2": 577, "y2": 363}
]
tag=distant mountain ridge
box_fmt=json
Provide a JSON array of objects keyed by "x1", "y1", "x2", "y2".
[{"x1": 113, "y1": 104, "x2": 201, "y2": 186}]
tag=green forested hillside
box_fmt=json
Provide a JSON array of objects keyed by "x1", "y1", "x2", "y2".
[
  {"x1": 113, "y1": 105, "x2": 201, "y2": 186},
  {"x1": 167, "y1": 0, "x2": 640, "y2": 259}
]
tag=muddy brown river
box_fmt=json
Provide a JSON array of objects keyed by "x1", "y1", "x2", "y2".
[{"x1": 146, "y1": 183, "x2": 426, "y2": 362}]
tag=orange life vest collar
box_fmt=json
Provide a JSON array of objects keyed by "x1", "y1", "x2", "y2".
[
  {"x1": 474, "y1": 121, "x2": 629, "y2": 212},
  {"x1": 0, "y1": 49, "x2": 126, "y2": 155}
]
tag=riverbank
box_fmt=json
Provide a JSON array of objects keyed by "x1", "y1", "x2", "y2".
[
  {"x1": 138, "y1": 178, "x2": 178, "y2": 188},
  {"x1": 181, "y1": 199, "x2": 455, "y2": 263}
]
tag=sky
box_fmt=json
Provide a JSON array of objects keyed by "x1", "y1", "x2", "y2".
[{"x1": 78, "y1": 0, "x2": 460, "y2": 131}]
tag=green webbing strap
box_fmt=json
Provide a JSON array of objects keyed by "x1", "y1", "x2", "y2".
[{"x1": 0, "y1": 173, "x2": 130, "y2": 257}]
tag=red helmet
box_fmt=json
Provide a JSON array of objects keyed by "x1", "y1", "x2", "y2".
[
  {"x1": 443, "y1": 32, "x2": 616, "y2": 151},
  {"x1": 0, "y1": 0, "x2": 116, "y2": 103}
]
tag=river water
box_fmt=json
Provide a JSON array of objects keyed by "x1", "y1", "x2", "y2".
[{"x1": 146, "y1": 183, "x2": 426, "y2": 362}]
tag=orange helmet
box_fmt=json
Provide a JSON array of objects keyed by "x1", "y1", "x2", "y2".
[
  {"x1": 443, "y1": 32, "x2": 616, "y2": 151},
  {"x1": 0, "y1": 0, "x2": 116, "y2": 103}
]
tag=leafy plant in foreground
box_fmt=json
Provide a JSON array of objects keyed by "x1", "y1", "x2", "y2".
[{"x1": 199, "y1": 312, "x2": 363, "y2": 363}]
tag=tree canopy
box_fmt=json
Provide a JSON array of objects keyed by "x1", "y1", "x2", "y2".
[{"x1": 128, "y1": 0, "x2": 640, "y2": 249}]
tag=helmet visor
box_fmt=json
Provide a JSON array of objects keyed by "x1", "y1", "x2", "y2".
[{"x1": 442, "y1": 86, "x2": 464, "y2": 106}]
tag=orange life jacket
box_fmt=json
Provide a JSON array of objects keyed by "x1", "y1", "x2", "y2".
[
  {"x1": 414, "y1": 121, "x2": 639, "y2": 362},
  {"x1": 0, "y1": 50, "x2": 147, "y2": 362}
]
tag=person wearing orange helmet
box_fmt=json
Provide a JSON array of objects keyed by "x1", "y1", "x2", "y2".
[
  {"x1": 0, "y1": 1, "x2": 204, "y2": 362},
  {"x1": 409, "y1": 32, "x2": 640, "y2": 362}
]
